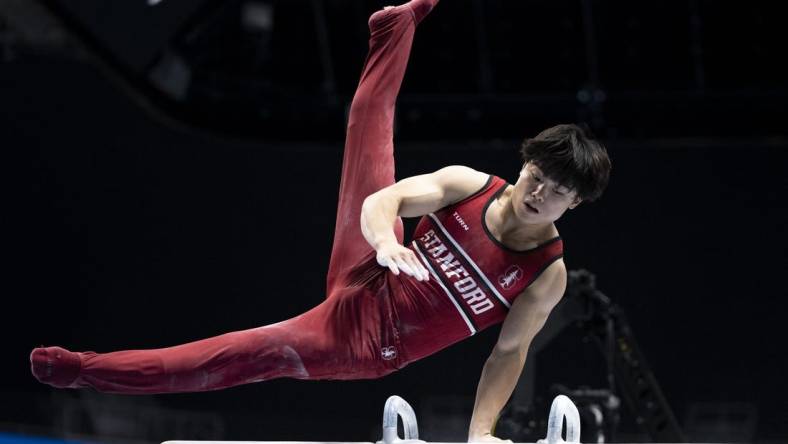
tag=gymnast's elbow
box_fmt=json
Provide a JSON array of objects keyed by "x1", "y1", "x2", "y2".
[
  {"x1": 360, "y1": 192, "x2": 402, "y2": 245},
  {"x1": 362, "y1": 189, "x2": 401, "y2": 218},
  {"x1": 489, "y1": 339, "x2": 529, "y2": 364}
]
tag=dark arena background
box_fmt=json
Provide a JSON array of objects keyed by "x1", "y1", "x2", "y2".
[{"x1": 3, "y1": 1, "x2": 787, "y2": 444}]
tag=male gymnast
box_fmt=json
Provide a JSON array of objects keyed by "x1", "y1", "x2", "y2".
[{"x1": 31, "y1": 1, "x2": 611, "y2": 441}]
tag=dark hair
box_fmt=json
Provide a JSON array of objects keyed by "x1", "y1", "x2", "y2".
[{"x1": 520, "y1": 124, "x2": 611, "y2": 202}]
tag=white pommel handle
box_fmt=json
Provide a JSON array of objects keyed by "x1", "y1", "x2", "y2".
[
  {"x1": 378, "y1": 395, "x2": 422, "y2": 444},
  {"x1": 538, "y1": 395, "x2": 582, "y2": 444}
]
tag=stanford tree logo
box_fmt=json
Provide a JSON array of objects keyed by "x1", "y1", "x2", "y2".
[{"x1": 498, "y1": 265, "x2": 524, "y2": 290}]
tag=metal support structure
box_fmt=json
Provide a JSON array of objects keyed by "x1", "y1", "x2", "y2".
[
  {"x1": 503, "y1": 270, "x2": 685, "y2": 443},
  {"x1": 572, "y1": 270, "x2": 686, "y2": 443}
]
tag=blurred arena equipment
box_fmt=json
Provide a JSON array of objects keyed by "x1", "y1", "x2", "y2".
[
  {"x1": 568, "y1": 270, "x2": 684, "y2": 442},
  {"x1": 4, "y1": 2, "x2": 785, "y2": 140},
  {"x1": 499, "y1": 270, "x2": 684, "y2": 443},
  {"x1": 684, "y1": 402, "x2": 758, "y2": 443}
]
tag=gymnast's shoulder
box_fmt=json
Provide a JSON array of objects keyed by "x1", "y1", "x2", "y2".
[{"x1": 427, "y1": 164, "x2": 490, "y2": 196}]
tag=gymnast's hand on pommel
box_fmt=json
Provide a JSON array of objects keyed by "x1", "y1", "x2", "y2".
[{"x1": 467, "y1": 433, "x2": 512, "y2": 444}]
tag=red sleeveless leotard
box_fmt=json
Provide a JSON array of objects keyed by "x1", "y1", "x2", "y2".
[{"x1": 385, "y1": 175, "x2": 564, "y2": 365}]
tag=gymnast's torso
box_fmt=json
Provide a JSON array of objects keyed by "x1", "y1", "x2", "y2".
[{"x1": 335, "y1": 175, "x2": 565, "y2": 374}]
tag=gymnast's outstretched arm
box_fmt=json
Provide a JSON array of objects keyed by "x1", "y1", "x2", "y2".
[{"x1": 468, "y1": 260, "x2": 567, "y2": 443}]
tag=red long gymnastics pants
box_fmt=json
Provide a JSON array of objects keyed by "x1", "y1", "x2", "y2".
[{"x1": 30, "y1": 0, "x2": 438, "y2": 394}]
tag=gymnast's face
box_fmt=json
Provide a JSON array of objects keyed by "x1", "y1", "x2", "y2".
[{"x1": 512, "y1": 162, "x2": 581, "y2": 224}]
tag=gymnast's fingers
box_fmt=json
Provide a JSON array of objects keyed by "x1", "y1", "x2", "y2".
[
  {"x1": 387, "y1": 260, "x2": 400, "y2": 276},
  {"x1": 404, "y1": 254, "x2": 428, "y2": 281},
  {"x1": 405, "y1": 253, "x2": 429, "y2": 281},
  {"x1": 396, "y1": 258, "x2": 418, "y2": 280},
  {"x1": 413, "y1": 254, "x2": 430, "y2": 281}
]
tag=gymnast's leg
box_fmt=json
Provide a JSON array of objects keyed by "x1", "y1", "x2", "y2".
[
  {"x1": 325, "y1": 0, "x2": 438, "y2": 295},
  {"x1": 29, "y1": 0, "x2": 439, "y2": 394},
  {"x1": 29, "y1": 318, "x2": 324, "y2": 394},
  {"x1": 30, "y1": 290, "x2": 390, "y2": 393}
]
